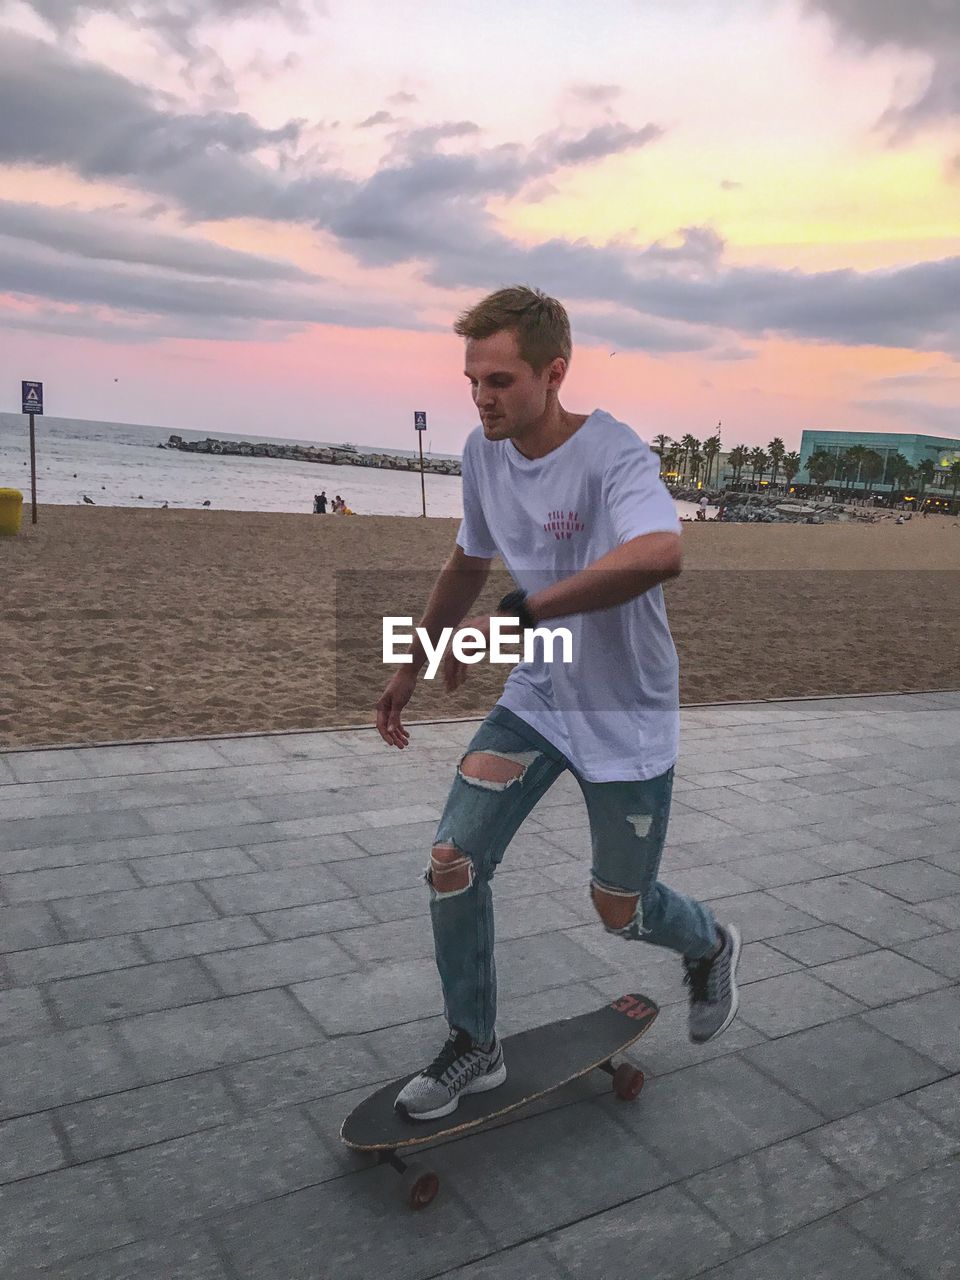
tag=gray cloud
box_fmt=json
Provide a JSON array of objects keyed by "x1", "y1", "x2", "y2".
[
  {"x1": 357, "y1": 111, "x2": 397, "y2": 129},
  {"x1": 854, "y1": 397, "x2": 960, "y2": 435},
  {"x1": 568, "y1": 83, "x2": 622, "y2": 105},
  {"x1": 0, "y1": 200, "x2": 315, "y2": 281},
  {"x1": 0, "y1": 234, "x2": 434, "y2": 338},
  {"x1": 3, "y1": 0, "x2": 317, "y2": 55},
  {"x1": 804, "y1": 0, "x2": 960, "y2": 140}
]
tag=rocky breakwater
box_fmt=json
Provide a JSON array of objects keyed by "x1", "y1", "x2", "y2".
[{"x1": 164, "y1": 436, "x2": 461, "y2": 476}]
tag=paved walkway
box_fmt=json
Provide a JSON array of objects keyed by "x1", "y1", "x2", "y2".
[{"x1": 1, "y1": 693, "x2": 959, "y2": 1279}]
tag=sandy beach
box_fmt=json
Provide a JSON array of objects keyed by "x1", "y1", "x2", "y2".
[{"x1": 2, "y1": 507, "x2": 959, "y2": 750}]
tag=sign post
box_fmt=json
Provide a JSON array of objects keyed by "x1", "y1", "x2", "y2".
[
  {"x1": 21, "y1": 381, "x2": 43, "y2": 525},
  {"x1": 414, "y1": 410, "x2": 427, "y2": 517}
]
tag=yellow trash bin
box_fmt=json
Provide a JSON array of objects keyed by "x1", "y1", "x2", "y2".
[{"x1": 0, "y1": 488, "x2": 24, "y2": 536}]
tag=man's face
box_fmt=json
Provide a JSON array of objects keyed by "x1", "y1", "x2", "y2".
[{"x1": 464, "y1": 329, "x2": 563, "y2": 441}]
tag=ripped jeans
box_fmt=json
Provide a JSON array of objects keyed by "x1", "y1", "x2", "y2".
[{"x1": 426, "y1": 705, "x2": 717, "y2": 1045}]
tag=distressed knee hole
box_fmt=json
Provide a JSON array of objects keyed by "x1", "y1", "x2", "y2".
[
  {"x1": 427, "y1": 842, "x2": 474, "y2": 895},
  {"x1": 458, "y1": 749, "x2": 538, "y2": 791},
  {"x1": 590, "y1": 881, "x2": 641, "y2": 933}
]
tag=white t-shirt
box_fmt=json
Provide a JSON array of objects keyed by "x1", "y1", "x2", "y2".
[{"x1": 456, "y1": 409, "x2": 682, "y2": 783}]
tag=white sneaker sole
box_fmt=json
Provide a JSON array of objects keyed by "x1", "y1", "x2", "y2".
[
  {"x1": 692, "y1": 924, "x2": 742, "y2": 1044},
  {"x1": 397, "y1": 1059, "x2": 507, "y2": 1122}
]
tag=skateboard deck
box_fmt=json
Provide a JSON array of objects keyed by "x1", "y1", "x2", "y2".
[{"x1": 340, "y1": 993, "x2": 658, "y2": 1207}]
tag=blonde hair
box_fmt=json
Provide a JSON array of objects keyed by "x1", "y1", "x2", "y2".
[{"x1": 453, "y1": 285, "x2": 572, "y2": 373}]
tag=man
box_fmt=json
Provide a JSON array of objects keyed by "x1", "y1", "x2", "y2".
[{"x1": 375, "y1": 286, "x2": 740, "y2": 1122}]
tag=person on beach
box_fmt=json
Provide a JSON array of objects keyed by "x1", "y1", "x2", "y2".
[
  {"x1": 315, "y1": 491, "x2": 327, "y2": 514},
  {"x1": 375, "y1": 285, "x2": 741, "y2": 1121}
]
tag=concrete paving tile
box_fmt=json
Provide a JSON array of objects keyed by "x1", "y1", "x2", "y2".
[
  {"x1": 58, "y1": 1073, "x2": 239, "y2": 1161},
  {"x1": 440, "y1": 1243, "x2": 566, "y2": 1280},
  {"x1": 853, "y1": 859, "x2": 960, "y2": 904},
  {"x1": 438, "y1": 1101, "x2": 673, "y2": 1250},
  {"x1": 811, "y1": 949, "x2": 950, "y2": 1005},
  {"x1": 806, "y1": 1096, "x2": 960, "y2": 1190},
  {"x1": 0, "y1": 1112, "x2": 66, "y2": 1182},
  {"x1": 40, "y1": 1232, "x2": 231, "y2": 1280},
  {"x1": 702, "y1": 890, "x2": 821, "y2": 942},
  {"x1": 896, "y1": 929, "x2": 960, "y2": 978},
  {"x1": 545, "y1": 1183, "x2": 738, "y2": 1280},
  {"x1": 130, "y1": 846, "x2": 259, "y2": 885},
  {"x1": 770, "y1": 877, "x2": 942, "y2": 945},
  {"x1": 0, "y1": 1163, "x2": 136, "y2": 1273},
  {"x1": 911, "y1": 894, "x2": 960, "y2": 929},
  {"x1": 140, "y1": 798, "x2": 267, "y2": 835},
  {"x1": 767, "y1": 925, "x2": 876, "y2": 967},
  {"x1": 0, "y1": 1025, "x2": 140, "y2": 1119},
  {"x1": 200, "y1": 864, "x2": 351, "y2": 914},
  {"x1": 842, "y1": 1159, "x2": 960, "y2": 1278},
  {"x1": 0, "y1": 986, "x2": 55, "y2": 1040},
  {"x1": 256, "y1": 898, "x2": 376, "y2": 938},
  {"x1": 724, "y1": 851, "x2": 833, "y2": 888},
  {"x1": 212, "y1": 1168, "x2": 491, "y2": 1280},
  {"x1": 314, "y1": 849, "x2": 425, "y2": 896},
  {"x1": 738, "y1": 969, "x2": 863, "y2": 1038},
  {"x1": 0, "y1": 902, "x2": 62, "y2": 952},
  {"x1": 863, "y1": 987, "x2": 960, "y2": 1070},
  {"x1": 227, "y1": 1036, "x2": 382, "y2": 1111},
  {"x1": 48, "y1": 957, "x2": 220, "y2": 1027},
  {"x1": 52, "y1": 883, "x2": 218, "y2": 941},
  {"x1": 5, "y1": 936, "x2": 143, "y2": 986},
  {"x1": 137, "y1": 916, "x2": 269, "y2": 961},
  {"x1": 241, "y1": 832, "x2": 365, "y2": 868},
  {"x1": 744, "y1": 1017, "x2": 944, "y2": 1120},
  {"x1": 904, "y1": 1075, "x2": 960, "y2": 1134},
  {"x1": 201, "y1": 935, "x2": 357, "y2": 994},
  {"x1": 684, "y1": 1135, "x2": 863, "y2": 1246},
  {"x1": 114, "y1": 1110, "x2": 338, "y2": 1227},
  {"x1": 116, "y1": 990, "x2": 322, "y2": 1079},
  {"x1": 0, "y1": 810, "x2": 152, "y2": 854},
  {"x1": 607, "y1": 1055, "x2": 820, "y2": 1177},
  {"x1": 668, "y1": 864, "x2": 758, "y2": 900},
  {"x1": 2, "y1": 860, "x2": 140, "y2": 903},
  {"x1": 696, "y1": 1217, "x2": 911, "y2": 1280},
  {"x1": 738, "y1": 940, "x2": 802, "y2": 983}
]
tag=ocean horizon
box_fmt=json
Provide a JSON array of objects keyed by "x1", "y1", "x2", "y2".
[{"x1": 0, "y1": 412, "x2": 707, "y2": 520}]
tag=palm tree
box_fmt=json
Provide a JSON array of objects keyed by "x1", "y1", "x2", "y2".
[
  {"x1": 916, "y1": 459, "x2": 936, "y2": 511},
  {"x1": 702, "y1": 433, "x2": 722, "y2": 488},
  {"x1": 885, "y1": 453, "x2": 914, "y2": 505},
  {"x1": 688, "y1": 441, "x2": 704, "y2": 486},
  {"x1": 782, "y1": 451, "x2": 802, "y2": 488},
  {"x1": 860, "y1": 449, "x2": 884, "y2": 503},
  {"x1": 679, "y1": 434, "x2": 700, "y2": 483},
  {"x1": 652, "y1": 434, "x2": 671, "y2": 476},
  {"x1": 748, "y1": 447, "x2": 769, "y2": 487},
  {"x1": 726, "y1": 445, "x2": 750, "y2": 489},
  {"x1": 664, "y1": 446, "x2": 682, "y2": 484},
  {"x1": 948, "y1": 460, "x2": 960, "y2": 514},
  {"x1": 807, "y1": 450, "x2": 834, "y2": 495},
  {"x1": 767, "y1": 437, "x2": 786, "y2": 490},
  {"x1": 843, "y1": 445, "x2": 871, "y2": 496}
]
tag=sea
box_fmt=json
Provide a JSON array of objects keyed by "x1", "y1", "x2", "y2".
[{"x1": 0, "y1": 413, "x2": 706, "y2": 521}]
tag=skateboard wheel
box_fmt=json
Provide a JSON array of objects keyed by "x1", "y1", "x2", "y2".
[
  {"x1": 613, "y1": 1063, "x2": 644, "y2": 1101},
  {"x1": 403, "y1": 1161, "x2": 440, "y2": 1210}
]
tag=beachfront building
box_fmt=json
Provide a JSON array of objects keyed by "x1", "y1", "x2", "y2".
[{"x1": 795, "y1": 429, "x2": 960, "y2": 506}]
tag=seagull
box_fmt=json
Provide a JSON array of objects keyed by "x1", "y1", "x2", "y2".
[{"x1": 82, "y1": 495, "x2": 95, "y2": 504}]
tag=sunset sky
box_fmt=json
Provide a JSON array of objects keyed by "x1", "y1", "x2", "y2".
[{"x1": 1, "y1": 0, "x2": 959, "y2": 455}]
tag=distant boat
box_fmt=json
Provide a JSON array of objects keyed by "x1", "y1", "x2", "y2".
[{"x1": 336, "y1": 442, "x2": 358, "y2": 453}]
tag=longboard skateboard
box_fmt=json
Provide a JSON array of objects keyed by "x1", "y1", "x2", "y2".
[{"x1": 340, "y1": 992, "x2": 658, "y2": 1209}]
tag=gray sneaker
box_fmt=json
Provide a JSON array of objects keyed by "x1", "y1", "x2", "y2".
[
  {"x1": 683, "y1": 923, "x2": 741, "y2": 1043},
  {"x1": 394, "y1": 1028, "x2": 507, "y2": 1121}
]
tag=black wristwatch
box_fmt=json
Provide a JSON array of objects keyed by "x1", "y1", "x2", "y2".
[{"x1": 497, "y1": 588, "x2": 536, "y2": 630}]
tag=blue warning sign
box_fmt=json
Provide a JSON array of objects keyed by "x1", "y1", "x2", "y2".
[
  {"x1": 414, "y1": 410, "x2": 427, "y2": 431},
  {"x1": 22, "y1": 381, "x2": 43, "y2": 415}
]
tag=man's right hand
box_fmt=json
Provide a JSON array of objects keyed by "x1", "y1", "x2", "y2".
[{"x1": 375, "y1": 668, "x2": 418, "y2": 749}]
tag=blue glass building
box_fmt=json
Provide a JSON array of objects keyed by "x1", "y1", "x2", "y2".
[{"x1": 797, "y1": 430, "x2": 960, "y2": 495}]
